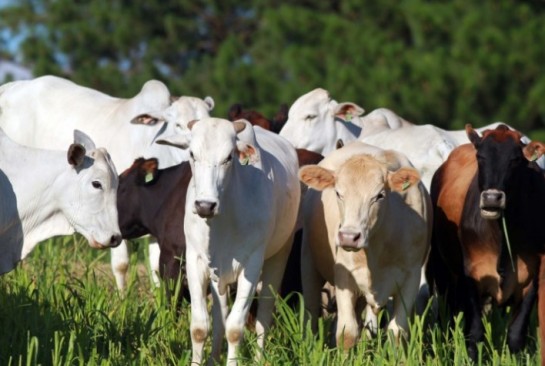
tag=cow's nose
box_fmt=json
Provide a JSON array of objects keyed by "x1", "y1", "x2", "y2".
[
  {"x1": 338, "y1": 230, "x2": 362, "y2": 251},
  {"x1": 110, "y1": 234, "x2": 122, "y2": 247},
  {"x1": 195, "y1": 200, "x2": 217, "y2": 218},
  {"x1": 481, "y1": 189, "x2": 506, "y2": 209}
]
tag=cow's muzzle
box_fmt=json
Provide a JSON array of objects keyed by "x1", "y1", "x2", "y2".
[
  {"x1": 89, "y1": 233, "x2": 122, "y2": 249},
  {"x1": 337, "y1": 229, "x2": 363, "y2": 251},
  {"x1": 480, "y1": 189, "x2": 506, "y2": 219},
  {"x1": 195, "y1": 200, "x2": 218, "y2": 218}
]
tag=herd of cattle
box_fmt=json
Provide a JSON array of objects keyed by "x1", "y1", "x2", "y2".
[{"x1": 0, "y1": 75, "x2": 544, "y2": 365}]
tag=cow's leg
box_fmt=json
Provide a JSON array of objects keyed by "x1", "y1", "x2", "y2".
[
  {"x1": 335, "y1": 284, "x2": 359, "y2": 350},
  {"x1": 415, "y1": 265, "x2": 430, "y2": 316},
  {"x1": 388, "y1": 269, "x2": 420, "y2": 341},
  {"x1": 186, "y1": 248, "x2": 210, "y2": 365},
  {"x1": 225, "y1": 253, "x2": 262, "y2": 366},
  {"x1": 362, "y1": 304, "x2": 378, "y2": 338},
  {"x1": 159, "y1": 242, "x2": 189, "y2": 307},
  {"x1": 110, "y1": 240, "x2": 130, "y2": 291},
  {"x1": 301, "y1": 232, "x2": 325, "y2": 331},
  {"x1": 148, "y1": 238, "x2": 161, "y2": 287},
  {"x1": 334, "y1": 259, "x2": 360, "y2": 350},
  {"x1": 210, "y1": 281, "x2": 229, "y2": 364},
  {"x1": 464, "y1": 276, "x2": 484, "y2": 362},
  {"x1": 537, "y1": 254, "x2": 545, "y2": 366},
  {"x1": 507, "y1": 279, "x2": 537, "y2": 353},
  {"x1": 255, "y1": 236, "x2": 293, "y2": 358}
]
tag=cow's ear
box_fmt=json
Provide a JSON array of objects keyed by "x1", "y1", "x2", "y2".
[
  {"x1": 334, "y1": 102, "x2": 364, "y2": 122},
  {"x1": 204, "y1": 96, "x2": 215, "y2": 111},
  {"x1": 236, "y1": 142, "x2": 258, "y2": 165},
  {"x1": 233, "y1": 120, "x2": 247, "y2": 134},
  {"x1": 74, "y1": 129, "x2": 96, "y2": 151},
  {"x1": 138, "y1": 158, "x2": 159, "y2": 184},
  {"x1": 466, "y1": 124, "x2": 481, "y2": 146},
  {"x1": 523, "y1": 141, "x2": 545, "y2": 162},
  {"x1": 388, "y1": 167, "x2": 421, "y2": 192},
  {"x1": 299, "y1": 165, "x2": 335, "y2": 191},
  {"x1": 67, "y1": 143, "x2": 86, "y2": 167},
  {"x1": 131, "y1": 112, "x2": 165, "y2": 125}
]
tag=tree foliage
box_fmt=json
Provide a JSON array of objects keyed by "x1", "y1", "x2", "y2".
[{"x1": 1, "y1": 0, "x2": 545, "y2": 133}]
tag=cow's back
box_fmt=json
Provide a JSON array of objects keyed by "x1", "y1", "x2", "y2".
[{"x1": 0, "y1": 75, "x2": 171, "y2": 170}]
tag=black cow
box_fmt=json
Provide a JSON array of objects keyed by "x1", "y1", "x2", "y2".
[{"x1": 426, "y1": 124, "x2": 545, "y2": 362}]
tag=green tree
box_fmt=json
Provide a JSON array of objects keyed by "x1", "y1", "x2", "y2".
[{"x1": 2, "y1": 0, "x2": 545, "y2": 133}]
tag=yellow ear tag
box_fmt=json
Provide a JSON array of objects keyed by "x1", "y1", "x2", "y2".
[
  {"x1": 402, "y1": 180, "x2": 410, "y2": 191},
  {"x1": 145, "y1": 172, "x2": 154, "y2": 183},
  {"x1": 240, "y1": 155, "x2": 250, "y2": 165},
  {"x1": 531, "y1": 152, "x2": 539, "y2": 161},
  {"x1": 345, "y1": 112, "x2": 352, "y2": 121}
]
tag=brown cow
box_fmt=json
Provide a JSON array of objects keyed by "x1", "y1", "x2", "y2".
[
  {"x1": 426, "y1": 124, "x2": 545, "y2": 362},
  {"x1": 227, "y1": 103, "x2": 289, "y2": 133}
]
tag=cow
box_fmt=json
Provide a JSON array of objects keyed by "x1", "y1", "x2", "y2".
[
  {"x1": 116, "y1": 148, "x2": 322, "y2": 313},
  {"x1": 155, "y1": 118, "x2": 300, "y2": 365},
  {"x1": 360, "y1": 124, "x2": 459, "y2": 191},
  {"x1": 117, "y1": 158, "x2": 192, "y2": 303},
  {"x1": 278, "y1": 88, "x2": 412, "y2": 155},
  {"x1": 0, "y1": 128, "x2": 121, "y2": 275},
  {"x1": 228, "y1": 103, "x2": 289, "y2": 133},
  {"x1": 0, "y1": 75, "x2": 214, "y2": 290},
  {"x1": 426, "y1": 124, "x2": 545, "y2": 363},
  {"x1": 298, "y1": 141, "x2": 432, "y2": 350}
]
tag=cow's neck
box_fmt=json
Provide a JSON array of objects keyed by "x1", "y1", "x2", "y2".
[{"x1": 13, "y1": 151, "x2": 75, "y2": 259}]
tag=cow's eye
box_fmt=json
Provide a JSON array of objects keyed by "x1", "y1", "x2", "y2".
[
  {"x1": 306, "y1": 114, "x2": 316, "y2": 121},
  {"x1": 335, "y1": 190, "x2": 343, "y2": 200},
  {"x1": 376, "y1": 191, "x2": 385, "y2": 201},
  {"x1": 222, "y1": 155, "x2": 232, "y2": 165},
  {"x1": 189, "y1": 151, "x2": 194, "y2": 159},
  {"x1": 92, "y1": 181, "x2": 103, "y2": 190}
]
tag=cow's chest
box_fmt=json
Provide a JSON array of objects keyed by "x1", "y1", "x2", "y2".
[{"x1": 341, "y1": 253, "x2": 404, "y2": 310}]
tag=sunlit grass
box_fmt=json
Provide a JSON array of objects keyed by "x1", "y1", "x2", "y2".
[{"x1": 0, "y1": 236, "x2": 541, "y2": 365}]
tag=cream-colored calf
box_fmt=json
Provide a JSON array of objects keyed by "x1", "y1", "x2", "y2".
[{"x1": 299, "y1": 141, "x2": 431, "y2": 349}]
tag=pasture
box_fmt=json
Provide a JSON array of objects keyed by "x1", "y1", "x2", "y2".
[{"x1": 0, "y1": 235, "x2": 541, "y2": 365}]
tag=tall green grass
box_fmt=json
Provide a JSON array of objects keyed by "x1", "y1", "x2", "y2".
[{"x1": 0, "y1": 236, "x2": 541, "y2": 365}]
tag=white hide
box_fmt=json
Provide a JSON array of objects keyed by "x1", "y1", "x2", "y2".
[
  {"x1": 278, "y1": 88, "x2": 363, "y2": 155},
  {"x1": 278, "y1": 88, "x2": 410, "y2": 155},
  {"x1": 0, "y1": 128, "x2": 121, "y2": 275},
  {"x1": 360, "y1": 124, "x2": 458, "y2": 191},
  {"x1": 360, "y1": 122, "x2": 540, "y2": 191},
  {"x1": 174, "y1": 118, "x2": 300, "y2": 366},
  {"x1": 0, "y1": 75, "x2": 214, "y2": 290}
]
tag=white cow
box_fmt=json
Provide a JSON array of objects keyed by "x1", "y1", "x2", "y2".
[
  {"x1": 0, "y1": 75, "x2": 214, "y2": 289},
  {"x1": 157, "y1": 118, "x2": 300, "y2": 365},
  {"x1": 278, "y1": 88, "x2": 412, "y2": 155},
  {"x1": 0, "y1": 128, "x2": 121, "y2": 275},
  {"x1": 360, "y1": 122, "x2": 538, "y2": 191},
  {"x1": 299, "y1": 141, "x2": 431, "y2": 349}
]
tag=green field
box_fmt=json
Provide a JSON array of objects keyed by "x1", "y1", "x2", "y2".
[{"x1": 0, "y1": 236, "x2": 540, "y2": 365}]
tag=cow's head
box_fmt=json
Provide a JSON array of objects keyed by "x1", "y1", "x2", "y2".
[
  {"x1": 130, "y1": 95, "x2": 214, "y2": 144},
  {"x1": 61, "y1": 130, "x2": 121, "y2": 249},
  {"x1": 299, "y1": 155, "x2": 420, "y2": 251},
  {"x1": 278, "y1": 88, "x2": 364, "y2": 155},
  {"x1": 157, "y1": 117, "x2": 258, "y2": 218},
  {"x1": 466, "y1": 123, "x2": 545, "y2": 219}
]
